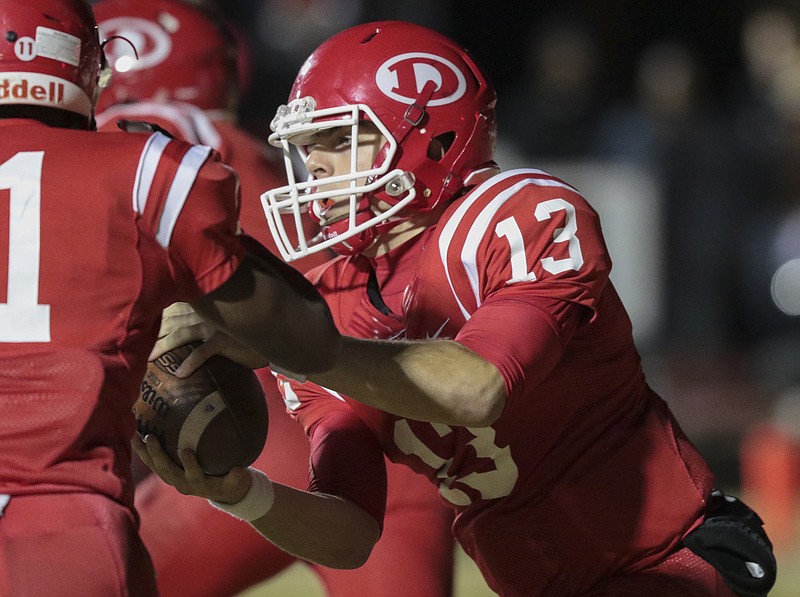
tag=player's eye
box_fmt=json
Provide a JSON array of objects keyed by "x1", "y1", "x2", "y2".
[{"x1": 333, "y1": 135, "x2": 351, "y2": 149}]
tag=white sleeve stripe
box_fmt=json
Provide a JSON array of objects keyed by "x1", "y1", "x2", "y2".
[
  {"x1": 438, "y1": 169, "x2": 579, "y2": 319},
  {"x1": 462, "y1": 180, "x2": 538, "y2": 310},
  {"x1": 133, "y1": 132, "x2": 171, "y2": 215},
  {"x1": 439, "y1": 170, "x2": 523, "y2": 320},
  {"x1": 156, "y1": 144, "x2": 212, "y2": 248}
]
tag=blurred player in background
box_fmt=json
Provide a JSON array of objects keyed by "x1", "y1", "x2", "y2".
[
  {"x1": 137, "y1": 20, "x2": 778, "y2": 597},
  {"x1": 0, "y1": 1, "x2": 339, "y2": 595},
  {"x1": 93, "y1": 1, "x2": 455, "y2": 596}
]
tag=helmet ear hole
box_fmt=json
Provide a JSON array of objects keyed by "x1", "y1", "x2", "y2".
[{"x1": 428, "y1": 132, "x2": 455, "y2": 161}]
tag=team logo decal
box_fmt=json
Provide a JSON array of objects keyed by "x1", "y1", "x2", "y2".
[
  {"x1": 98, "y1": 16, "x2": 172, "y2": 72},
  {"x1": 375, "y1": 52, "x2": 466, "y2": 106}
]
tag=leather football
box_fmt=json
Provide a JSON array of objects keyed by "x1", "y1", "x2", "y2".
[{"x1": 134, "y1": 343, "x2": 268, "y2": 475}]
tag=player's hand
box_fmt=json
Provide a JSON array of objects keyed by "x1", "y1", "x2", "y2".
[
  {"x1": 153, "y1": 302, "x2": 204, "y2": 342},
  {"x1": 132, "y1": 433, "x2": 251, "y2": 504},
  {"x1": 149, "y1": 302, "x2": 268, "y2": 376},
  {"x1": 148, "y1": 302, "x2": 208, "y2": 361}
]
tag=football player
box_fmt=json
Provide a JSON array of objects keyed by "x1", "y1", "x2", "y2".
[
  {"x1": 93, "y1": 1, "x2": 455, "y2": 596},
  {"x1": 135, "y1": 20, "x2": 777, "y2": 597},
  {"x1": 0, "y1": 1, "x2": 338, "y2": 596}
]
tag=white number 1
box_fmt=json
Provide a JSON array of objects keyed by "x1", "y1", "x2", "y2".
[{"x1": 0, "y1": 152, "x2": 51, "y2": 342}]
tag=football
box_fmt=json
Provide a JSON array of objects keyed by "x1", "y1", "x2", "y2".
[{"x1": 134, "y1": 343, "x2": 268, "y2": 475}]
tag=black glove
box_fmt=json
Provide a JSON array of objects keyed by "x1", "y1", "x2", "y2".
[{"x1": 682, "y1": 489, "x2": 776, "y2": 597}]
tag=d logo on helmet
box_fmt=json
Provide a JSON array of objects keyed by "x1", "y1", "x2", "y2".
[
  {"x1": 99, "y1": 17, "x2": 172, "y2": 73},
  {"x1": 375, "y1": 53, "x2": 466, "y2": 107}
]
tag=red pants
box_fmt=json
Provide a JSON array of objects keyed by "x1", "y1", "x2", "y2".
[{"x1": 0, "y1": 493, "x2": 157, "y2": 597}]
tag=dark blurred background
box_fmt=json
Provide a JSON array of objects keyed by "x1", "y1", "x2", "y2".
[{"x1": 102, "y1": 0, "x2": 800, "y2": 491}]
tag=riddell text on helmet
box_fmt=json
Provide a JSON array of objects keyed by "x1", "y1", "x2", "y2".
[{"x1": 0, "y1": 77, "x2": 65, "y2": 104}]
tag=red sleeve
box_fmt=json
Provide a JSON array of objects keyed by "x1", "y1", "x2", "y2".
[
  {"x1": 167, "y1": 157, "x2": 244, "y2": 295},
  {"x1": 437, "y1": 173, "x2": 612, "y2": 321},
  {"x1": 455, "y1": 286, "x2": 587, "y2": 407},
  {"x1": 278, "y1": 378, "x2": 387, "y2": 529},
  {"x1": 134, "y1": 132, "x2": 245, "y2": 297},
  {"x1": 307, "y1": 407, "x2": 387, "y2": 530}
]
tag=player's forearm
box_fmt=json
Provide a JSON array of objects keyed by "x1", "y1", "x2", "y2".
[
  {"x1": 250, "y1": 482, "x2": 380, "y2": 569},
  {"x1": 133, "y1": 433, "x2": 378, "y2": 569},
  {"x1": 310, "y1": 336, "x2": 506, "y2": 427},
  {"x1": 193, "y1": 251, "x2": 341, "y2": 374}
]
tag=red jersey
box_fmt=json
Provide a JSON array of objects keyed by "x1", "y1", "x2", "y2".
[
  {"x1": 281, "y1": 169, "x2": 716, "y2": 596},
  {"x1": 0, "y1": 119, "x2": 244, "y2": 508}
]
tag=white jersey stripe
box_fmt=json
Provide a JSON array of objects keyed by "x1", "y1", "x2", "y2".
[
  {"x1": 439, "y1": 170, "x2": 523, "y2": 320},
  {"x1": 133, "y1": 132, "x2": 171, "y2": 215},
  {"x1": 439, "y1": 169, "x2": 579, "y2": 320},
  {"x1": 156, "y1": 144, "x2": 212, "y2": 248},
  {"x1": 462, "y1": 179, "x2": 540, "y2": 310}
]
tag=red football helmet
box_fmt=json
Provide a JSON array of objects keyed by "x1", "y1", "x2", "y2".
[
  {"x1": 93, "y1": 0, "x2": 239, "y2": 114},
  {"x1": 0, "y1": 0, "x2": 103, "y2": 122},
  {"x1": 262, "y1": 20, "x2": 498, "y2": 260}
]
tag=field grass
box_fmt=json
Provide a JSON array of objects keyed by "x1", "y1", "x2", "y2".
[
  {"x1": 239, "y1": 536, "x2": 800, "y2": 596},
  {"x1": 770, "y1": 520, "x2": 800, "y2": 597},
  {"x1": 239, "y1": 545, "x2": 496, "y2": 597}
]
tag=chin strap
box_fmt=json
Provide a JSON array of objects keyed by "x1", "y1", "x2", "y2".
[
  {"x1": 371, "y1": 79, "x2": 438, "y2": 175},
  {"x1": 394, "y1": 79, "x2": 438, "y2": 143},
  {"x1": 326, "y1": 80, "x2": 439, "y2": 258}
]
